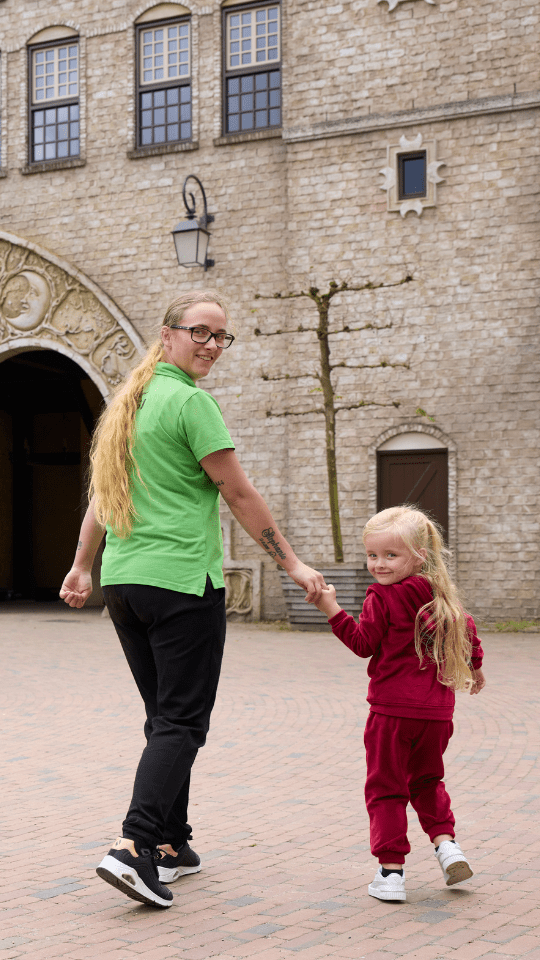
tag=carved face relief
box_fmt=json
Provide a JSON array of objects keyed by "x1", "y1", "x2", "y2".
[{"x1": 1, "y1": 271, "x2": 51, "y2": 330}]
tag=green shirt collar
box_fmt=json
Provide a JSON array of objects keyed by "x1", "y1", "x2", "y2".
[{"x1": 154, "y1": 362, "x2": 196, "y2": 388}]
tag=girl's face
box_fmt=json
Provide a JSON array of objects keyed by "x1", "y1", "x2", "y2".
[
  {"x1": 160, "y1": 301, "x2": 228, "y2": 381},
  {"x1": 364, "y1": 531, "x2": 426, "y2": 586}
]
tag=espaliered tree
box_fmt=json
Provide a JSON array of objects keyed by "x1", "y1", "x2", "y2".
[{"x1": 254, "y1": 276, "x2": 414, "y2": 563}]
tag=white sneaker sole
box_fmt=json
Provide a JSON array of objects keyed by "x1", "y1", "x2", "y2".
[
  {"x1": 158, "y1": 863, "x2": 202, "y2": 883},
  {"x1": 444, "y1": 859, "x2": 473, "y2": 886},
  {"x1": 96, "y1": 854, "x2": 173, "y2": 908},
  {"x1": 368, "y1": 883, "x2": 406, "y2": 902}
]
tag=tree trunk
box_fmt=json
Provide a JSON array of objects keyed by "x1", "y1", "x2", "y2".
[{"x1": 316, "y1": 295, "x2": 343, "y2": 562}]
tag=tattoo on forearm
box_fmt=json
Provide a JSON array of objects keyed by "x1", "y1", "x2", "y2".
[
  {"x1": 76, "y1": 540, "x2": 83, "y2": 551},
  {"x1": 259, "y1": 527, "x2": 286, "y2": 561},
  {"x1": 214, "y1": 480, "x2": 225, "y2": 487}
]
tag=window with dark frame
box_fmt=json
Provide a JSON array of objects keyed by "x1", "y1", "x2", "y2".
[
  {"x1": 137, "y1": 17, "x2": 191, "y2": 148},
  {"x1": 223, "y1": 2, "x2": 281, "y2": 135},
  {"x1": 398, "y1": 151, "x2": 427, "y2": 200},
  {"x1": 29, "y1": 39, "x2": 80, "y2": 163}
]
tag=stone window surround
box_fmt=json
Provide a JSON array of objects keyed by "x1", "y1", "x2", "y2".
[
  {"x1": 379, "y1": 133, "x2": 445, "y2": 217},
  {"x1": 135, "y1": 16, "x2": 192, "y2": 149},
  {"x1": 368, "y1": 423, "x2": 457, "y2": 560},
  {"x1": 129, "y1": 3, "x2": 199, "y2": 158},
  {"x1": 17, "y1": 23, "x2": 86, "y2": 176},
  {"x1": 221, "y1": 0, "x2": 282, "y2": 140},
  {"x1": 378, "y1": 0, "x2": 435, "y2": 11}
]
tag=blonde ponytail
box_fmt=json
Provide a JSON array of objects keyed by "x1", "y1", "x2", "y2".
[
  {"x1": 363, "y1": 506, "x2": 473, "y2": 691},
  {"x1": 89, "y1": 290, "x2": 232, "y2": 537}
]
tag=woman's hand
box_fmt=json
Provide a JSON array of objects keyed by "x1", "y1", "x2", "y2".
[
  {"x1": 287, "y1": 562, "x2": 327, "y2": 603},
  {"x1": 311, "y1": 584, "x2": 342, "y2": 619},
  {"x1": 59, "y1": 568, "x2": 94, "y2": 608},
  {"x1": 469, "y1": 668, "x2": 486, "y2": 695}
]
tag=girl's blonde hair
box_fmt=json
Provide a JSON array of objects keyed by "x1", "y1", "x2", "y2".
[
  {"x1": 363, "y1": 505, "x2": 473, "y2": 691},
  {"x1": 89, "y1": 290, "x2": 231, "y2": 537}
]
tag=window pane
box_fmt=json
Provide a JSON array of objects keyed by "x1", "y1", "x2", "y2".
[
  {"x1": 255, "y1": 73, "x2": 267, "y2": 89},
  {"x1": 255, "y1": 110, "x2": 267, "y2": 127},
  {"x1": 256, "y1": 91, "x2": 267, "y2": 109},
  {"x1": 34, "y1": 111, "x2": 44, "y2": 126},
  {"x1": 228, "y1": 78, "x2": 240, "y2": 94},
  {"x1": 58, "y1": 140, "x2": 69, "y2": 157},
  {"x1": 167, "y1": 105, "x2": 179, "y2": 122},
  {"x1": 228, "y1": 114, "x2": 240, "y2": 132},
  {"x1": 167, "y1": 87, "x2": 179, "y2": 104},
  {"x1": 180, "y1": 121, "x2": 191, "y2": 139},
  {"x1": 58, "y1": 123, "x2": 68, "y2": 139},
  {"x1": 180, "y1": 102, "x2": 191, "y2": 121},
  {"x1": 269, "y1": 88, "x2": 280, "y2": 107},
  {"x1": 33, "y1": 42, "x2": 78, "y2": 104},
  {"x1": 34, "y1": 127, "x2": 44, "y2": 144},
  {"x1": 34, "y1": 144, "x2": 44, "y2": 161},
  {"x1": 141, "y1": 110, "x2": 152, "y2": 126},
  {"x1": 70, "y1": 139, "x2": 80, "y2": 155},
  {"x1": 241, "y1": 75, "x2": 254, "y2": 92},
  {"x1": 241, "y1": 113, "x2": 253, "y2": 130},
  {"x1": 181, "y1": 86, "x2": 191, "y2": 102},
  {"x1": 167, "y1": 123, "x2": 179, "y2": 140},
  {"x1": 154, "y1": 107, "x2": 165, "y2": 124},
  {"x1": 269, "y1": 107, "x2": 280, "y2": 125},
  {"x1": 154, "y1": 126, "x2": 165, "y2": 142},
  {"x1": 70, "y1": 104, "x2": 79, "y2": 119},
  {"x1": 45, "y1": 142, "x2": 56, "y2": 159},
  {"x1": 241, "y1": 94, "x2": 253, "y2": 110},
  {"x1": 399, "y1": 153, "x2": 427, "y2": 198},
  {"x1": 140, "y1": 21, "x2": 190, "y2": 84}
]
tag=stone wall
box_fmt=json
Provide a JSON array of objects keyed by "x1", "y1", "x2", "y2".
[{"x1": 0, "y1": 0, "x2": 538, "y2": 619}]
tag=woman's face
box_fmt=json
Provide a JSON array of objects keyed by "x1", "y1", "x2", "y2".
[{"x1": 161, "y1": 301, "x2": 228, "y2": 381}]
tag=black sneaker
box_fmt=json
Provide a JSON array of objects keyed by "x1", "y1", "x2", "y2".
[
  {"x1": 157, "y1": 841, "x2": 201, "y2": 884},
  {"x1": 96, "y1": 846, "x2": 173, "y2": 907}
]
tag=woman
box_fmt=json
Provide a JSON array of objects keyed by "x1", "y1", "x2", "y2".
[{"x1": 60, "y1": 290, "x2": 325, "y2": 908}]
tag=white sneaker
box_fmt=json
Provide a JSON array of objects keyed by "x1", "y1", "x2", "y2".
[
  {"x1": 368, "y1": 866, "x2": 406, "y2": 901},
  {"x1": 435, "y1": 840, "x2": 473, "y2": 886}
]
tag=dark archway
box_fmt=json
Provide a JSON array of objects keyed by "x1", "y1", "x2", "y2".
[{"x1": 0, "y1": 350, "x2": 103, "y2": 601}]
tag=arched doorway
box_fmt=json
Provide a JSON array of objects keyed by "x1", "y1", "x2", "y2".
[
  {"x1": 0, "y1": 350, "x2": 103, "y2": 601},
  {"x1": 377, "y1": 431, "x2": 449, "y2": 541}
]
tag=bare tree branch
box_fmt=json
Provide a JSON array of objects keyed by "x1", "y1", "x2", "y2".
[{"x1": 330, "y1": 360, "x2": 410, "y2": 371}]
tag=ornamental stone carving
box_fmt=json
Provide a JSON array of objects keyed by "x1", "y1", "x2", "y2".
[
  {"x1": 379, "y1": 133, "x2": 445, "y2": 217},
  {"x1": 378, "y1": 0, "x2": 435, "y2": 11},
  {"x1": 0, "y1": 232, "x2": 144, "y2": 396}
]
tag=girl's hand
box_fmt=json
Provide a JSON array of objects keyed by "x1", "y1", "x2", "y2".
[
  {"x1": 312, "y1": 584, "x2": 341, "y2": 620},
  {"x1": 59, "y1": 568, "x2": 93, "y2": 608},
  {"x1": 470, "y1": 668, "x2": 486, "y2": 695}
]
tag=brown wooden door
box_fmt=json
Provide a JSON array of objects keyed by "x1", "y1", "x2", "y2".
[{"x1": 377, "y1": 449, "x2": 449, "y2": 542}]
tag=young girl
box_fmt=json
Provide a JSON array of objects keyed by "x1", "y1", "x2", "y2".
[{"x1": 314, "y1": 505, "x2": 485, "y2": 902}]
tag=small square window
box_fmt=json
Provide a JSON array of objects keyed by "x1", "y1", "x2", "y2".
[{"x1": 398, "y1": 152, "x2": 427, "y2": 200}]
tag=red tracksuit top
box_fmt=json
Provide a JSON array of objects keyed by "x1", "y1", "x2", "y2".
[{"x1": 328, "y1": 575, "x2": 484, "y2": 721}]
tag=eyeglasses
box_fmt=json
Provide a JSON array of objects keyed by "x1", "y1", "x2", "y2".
[{"x1": 169, "y1": 325, "x2": 235, "y2": 349}]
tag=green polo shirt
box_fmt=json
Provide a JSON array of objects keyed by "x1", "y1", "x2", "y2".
[{"x1": 100, "y1": 363, "x2": 234, "y2": 595}]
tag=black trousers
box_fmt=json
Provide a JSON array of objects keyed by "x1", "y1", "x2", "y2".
[{"x1": 102, "y1": 577, "x2": 226, "y2": 850}]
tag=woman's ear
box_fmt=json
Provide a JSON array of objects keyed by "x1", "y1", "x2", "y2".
[{"x1": 417, "y1": 547, "x2": 428, "y2": 567}]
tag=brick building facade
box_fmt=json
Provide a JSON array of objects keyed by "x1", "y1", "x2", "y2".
[{"x1": 0, "y1": 0, "x2": 538, "y2": 621}]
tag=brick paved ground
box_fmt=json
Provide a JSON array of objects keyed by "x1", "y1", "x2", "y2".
[{"x1": 1, "y1": 605, "x2": 539, "y2": 960}]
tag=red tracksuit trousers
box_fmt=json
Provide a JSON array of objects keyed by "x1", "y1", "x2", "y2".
[{"x1": 364, "y1": 712, "x2": 456, "y2": 864}]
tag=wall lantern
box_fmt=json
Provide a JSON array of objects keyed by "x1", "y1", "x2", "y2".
[{"x1": 172, "y1": 174, "x2": 215, "y2": 270}]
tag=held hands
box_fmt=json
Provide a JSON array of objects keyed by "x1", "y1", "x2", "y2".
[
  {"x1": 287, "y1": 562, "x2": 327, "y2": 603},
  {"x1": 312, "y1": 584, "x2": 342, "y2": 620},
  {"x1": 469, "y1": 667, "x2": 486, "y2": 695},
  {"x1": 59, "y1": 568, "x2": 93, "y2": 608}
]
